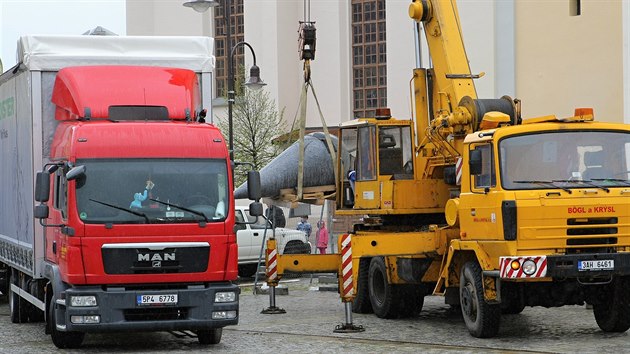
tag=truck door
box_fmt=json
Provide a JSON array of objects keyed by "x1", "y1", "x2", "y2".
[
  {"x1": 354, "y1": 125, "x2": 379, "y2": 209},
  {"x1": 459, "y1": 143, "x2": 503, "y2": 240},
  {"x1": 45, "y1": 167, "x2": 68, "y2": 264}
]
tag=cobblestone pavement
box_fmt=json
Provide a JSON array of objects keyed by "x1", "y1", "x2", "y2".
[{"x1": 0, "y1": 276, "x2": 628, "y2": 353}]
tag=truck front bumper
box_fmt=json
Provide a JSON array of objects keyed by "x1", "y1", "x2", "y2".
[
  {"x1": 54, "y1": 282, "x2": 239, "y2": 333},
  {"x1": 547, "y1": 253, "x2": 630, "y2": 278},
  {"x1": 500, "y1": 253, "x2": 630, "y2": 280}
]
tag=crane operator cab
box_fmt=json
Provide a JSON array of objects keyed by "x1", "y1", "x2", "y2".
[{"x1": 337, "y1": 110, "x2": 415, "y2": 212}]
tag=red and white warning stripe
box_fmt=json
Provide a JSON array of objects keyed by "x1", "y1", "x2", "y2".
[
  {"x1": 340, "y1": 233, "x2": 354, "y2": 298},
  {"x1": 266, "y1": 247, "x2": 278, "y2": 281},
  {"x1": 500, "y1": 256, "x2": 548, "y2": 279},
  {"x1": 455, "y1": 157, "x2": 463, "y2": 186}
]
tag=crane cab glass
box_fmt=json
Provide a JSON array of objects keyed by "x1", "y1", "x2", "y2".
[{"x1": 338, "y1": 122, "x2": 414, "y2": 209}]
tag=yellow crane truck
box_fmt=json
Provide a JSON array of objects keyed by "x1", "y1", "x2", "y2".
[{"x1": 268, "y1": 0, "x2": 630, "y2": 337}]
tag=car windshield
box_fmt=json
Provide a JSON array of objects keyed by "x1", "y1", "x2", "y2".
[
  {"x1": 242, "y1": 210, "x2": 272, "y2": 230},
  {"x1": 75, "y1": 158, "x2": 229, "y2": 224},
  {"x1": 500, "y1": 130, "x2": 630, "y2": 190}
]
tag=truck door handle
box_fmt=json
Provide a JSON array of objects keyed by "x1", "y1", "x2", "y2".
[
  {"x1": 52, "y1": 241, "x2": 57, "y2": 254},
  {"x1": 253, "y1": 232, "x2": 259, "y2": 236}
]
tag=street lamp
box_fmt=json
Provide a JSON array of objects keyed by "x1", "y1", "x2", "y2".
[
  {"x1": 183, "y1": 0, "x2": 266, "y2": 160},
  {"x1": 227, "y1": 41, "x2": 266, "y2": 158},
  {"x1": 183, "y1": 0, "x2": 218, "y2": 13}
]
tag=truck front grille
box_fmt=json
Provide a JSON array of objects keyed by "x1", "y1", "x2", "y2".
[
  {"x1": 566, "y1": 217, "x2": 619, "y2": 251},
  {"x1": 102, "y1": 245, "x2": 209, "y2": 274}
]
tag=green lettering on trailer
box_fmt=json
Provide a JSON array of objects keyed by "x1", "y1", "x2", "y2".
[{"x1": 0, "y1": 97, "x2": 15, "y2": 121}]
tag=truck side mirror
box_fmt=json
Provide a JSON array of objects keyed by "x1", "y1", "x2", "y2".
[
  {"x1": 469, "y1": 150, "x2": 483, "y2": 175},
  {"x1": 248, "y1": 202, "x2": 263, "y2": 217},
  {"x1": 34, "y1": 204, "x2": 50, "y2": 219},
  {"x1": 247, "y1": 170, "x2": 262, "y2": 201},
  {"x1": 35, "y1": 172, "x2": 51, "y2": 202},
  {"x1": 66, "y1": 165, "x2": 86, "y2": 181}
]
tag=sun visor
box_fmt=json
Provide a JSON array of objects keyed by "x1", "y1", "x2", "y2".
[{"x1": 52, "y1": 66, "x2": 200, "y2": 120}]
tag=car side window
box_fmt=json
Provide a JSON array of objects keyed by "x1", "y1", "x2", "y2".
[{"x1": 234, "y1": 210, "x2": 246, "y2": 231}]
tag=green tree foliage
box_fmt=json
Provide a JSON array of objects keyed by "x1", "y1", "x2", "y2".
[{"x1": 217, "y1": 69, "x2": 286, "y2": 186}]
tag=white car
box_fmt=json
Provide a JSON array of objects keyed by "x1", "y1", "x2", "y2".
[{"x1": 235, "y1": 206, "x2": 311, "y2": 277}]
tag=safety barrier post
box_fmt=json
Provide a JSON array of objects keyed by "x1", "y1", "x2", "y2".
[
  {"x1": 261, "y1": 238, "x2": 286, "y2": 314},
  {"x1": 334, "y1": 233, "x2": 364, "y2": 333}
]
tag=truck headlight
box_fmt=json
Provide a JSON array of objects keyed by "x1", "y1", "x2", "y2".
[
  {"x1": 212, "y1": 310, "x2": 237, "y2": 319},
  {"x1": 522, "y1": 259, "x2": 537, "y2": 275},
  {"x1": 214, "y1": 291, "x2": 236, "y2": 303},
  {"x1": 70, "y1": 295, "x2": 97, "y2": 307},
  {"x1": 71, "y1": 315, "x2": 101, "y2": 324}
]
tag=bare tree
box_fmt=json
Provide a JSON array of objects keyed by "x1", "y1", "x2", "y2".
[{"x1": 217, "y1": 79, "x2": 286, "y2": 186}]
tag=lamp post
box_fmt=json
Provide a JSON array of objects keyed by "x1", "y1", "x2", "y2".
[{"x1": 183, "y1": 0, "x2": 266, "y2": 160}]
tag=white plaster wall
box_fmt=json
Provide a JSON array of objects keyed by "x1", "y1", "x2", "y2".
[
  {"x1": 386, "y1": 0, "x2": 417, "y2": 120},
  {"x1": 126, "y1": 0, "x2": 210, "y2": 37},
  {"x1": 515, "y1": 0, "x2": 624, "y2": 121},
  {"x1": 245, "y1": 0, "x2": 350, "y2": 128},
  {"x1": 624, "y1": 0, "x2": 629, "y2": 124},
  {"x1": 457, "y1": 0, "x2": 497, "y2": 100}
]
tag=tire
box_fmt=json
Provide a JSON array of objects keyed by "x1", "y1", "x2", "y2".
[
  {"x1": 500, "y1": 284, "x2": 525, "y2": 315},
  {"x1": 593, "y1": 277, "x2": 630, "y2": 333},
  {"x1": 49, "y1": 297, "x2": 85, "y2": 349},
  {"x1": 0, "y1": 267, "x2": 9, "y2": 303},
  {"x1": 197, "y1": 328, "x2": 222, "y2": 345},
  {"x1": 238, "y1": 264, "x2": 259, "y2": 278},
  {"x1": 459, "y1": 261, "x2": 501, "y2": 338},
  {"x1": 368, "y1": 257, "x2": 420, "y2": 319},
  {"x1": 9, "y1": 269, "x2": 28, "y2": 323},
  {"x1": 400, "y1": 284, "x2": 425, "y2": 317},
  {"x1": 501, "y1": 299, "x2": 525, "y2": 315},
  {"x1": 352, "y1": 258, "x2": 373, "y2": 314}
]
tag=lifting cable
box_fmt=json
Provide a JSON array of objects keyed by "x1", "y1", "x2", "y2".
[{"x1": 287, "y1": 11, "x2": 337, "y2": 201}]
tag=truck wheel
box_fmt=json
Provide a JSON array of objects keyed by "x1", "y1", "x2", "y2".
[
  {"x1": 368, "y1": 257, "x2": 403, "y2": 318},
  {"x1": 9, "y1": 269, "x2": 28, "y2": 323},
  {"x1": 593, "y1": 277, "x2": 630, "y2": 332},
  {"x1": 0, "y1": 266, "x2": 9, "y2": 302},
  {"x1": 400, "y1": 284, "x2": 425, "y2": 317},
  {"x1": 500, "y1": 284, "x2": 525, "y2": 315},
  {"x1": 49, "y1": 297, "x2": 85, "y2": 349},
  {"x1": 459, "y1": 262, "x2": 501, "y2": 338},
  {"x1": 352, "y1": 258, "x2": 373, "y2": 314},
  {"x1": 238, "y1": 264, "x2": 258, "y2": 278},
  {"x1": 501, "y1": 299, "x2": 525, "y2": 315},
  {"x1": 197, "y1": 328, "x2": 222, "y2": 345}
]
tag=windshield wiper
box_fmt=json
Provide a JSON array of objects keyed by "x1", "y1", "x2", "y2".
[
  {"x1": 513, "y1": 180, "x2": 573, "y2": 194},
  {"x1": 89, "y1": 199, "x2": 150, "y2": 223},
  {"x1": 149, "y1": 198, "x2": 209, "y2": 223},
  {"x1": 553, "y1": 179, "x2": 609, "y2": 193},
  {"x1": 589, "y1": 178, "x2": 630, "y2": 187}
]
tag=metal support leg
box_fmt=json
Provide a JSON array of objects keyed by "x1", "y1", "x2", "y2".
[
  {"x1": 333, "y1": 301, "x2": 364, "y2": 333},
  {"x1": 261, "y1": 285, "x2": 286, "y2": 314}
]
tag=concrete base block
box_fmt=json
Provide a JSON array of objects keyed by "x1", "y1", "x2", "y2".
[
  {"x1": 317, "y1": 275, "x2": 338, "y2": 292},
  {"x1": 254, "y1": 284, "x2": 289, "y2": 295}
]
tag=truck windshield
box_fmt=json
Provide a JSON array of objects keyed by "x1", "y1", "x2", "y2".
[
  {"x1": 500, "y1": 131, "x2": 630, "y2": 190},
  {"x1": 75, "y1": 158, "x2": 229, "y2": 224}
]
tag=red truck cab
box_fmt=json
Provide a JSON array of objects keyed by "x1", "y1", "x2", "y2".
[{"x1": 37, "y1": 65, "x2": 238, "y2": 347}]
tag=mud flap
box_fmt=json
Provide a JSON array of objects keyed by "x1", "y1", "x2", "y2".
[{"x1": 482, "y1": 273, "x2": 500, "y2": 304}]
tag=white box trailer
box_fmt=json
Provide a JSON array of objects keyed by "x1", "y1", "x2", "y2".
[{"x1": 0, "y1": 34, "x2": 215, "y2": 286}]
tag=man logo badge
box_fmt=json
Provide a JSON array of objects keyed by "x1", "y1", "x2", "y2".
[{"x1": 152, "y1": 260, "x2": 162, "y2": 268}]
